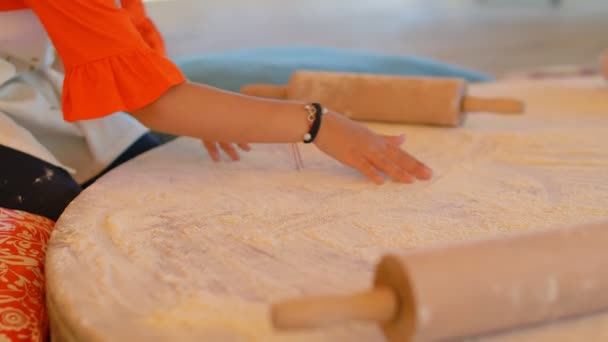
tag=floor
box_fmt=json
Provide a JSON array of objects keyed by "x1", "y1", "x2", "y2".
[{"x1": 146, "y1": 0, "x2": 608, "y2": 77}]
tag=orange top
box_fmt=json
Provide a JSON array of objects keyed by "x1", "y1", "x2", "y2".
[
  {"x1": 0, "y1": 0, "x2": 186, "y2": 121},
  {"x1": 0, "y1": 0, "x2": 23, "y2": 11}
]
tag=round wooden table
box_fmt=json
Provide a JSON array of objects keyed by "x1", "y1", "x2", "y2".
[{"x1": 46, "y1": 77, "x2": 608, "y2": 341}]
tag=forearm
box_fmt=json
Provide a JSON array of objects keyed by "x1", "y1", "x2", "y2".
[{"x1": 132, "y1": 82, "x2": 310, "y2": 143}]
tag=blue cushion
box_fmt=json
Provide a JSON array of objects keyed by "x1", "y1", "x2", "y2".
[{"x1": 175, "y1": 46, "x2": 492, "y2": 92}]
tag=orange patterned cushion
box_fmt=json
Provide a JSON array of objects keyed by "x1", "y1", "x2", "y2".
[{"x1": 0, "y1": 208, "x2": 54, "y2": 342}]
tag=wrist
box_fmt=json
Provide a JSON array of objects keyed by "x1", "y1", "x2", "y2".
[{"x1": 313, "y1": 110, "x2": 338, "y2": 149}]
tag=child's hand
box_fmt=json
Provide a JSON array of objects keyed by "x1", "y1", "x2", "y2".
[
  {"x1": 203, "y1": 141, "x2": 251, "y2": 161},
  {"x1": 314, "y1": 112, "x2": 432, "y2": 184}
]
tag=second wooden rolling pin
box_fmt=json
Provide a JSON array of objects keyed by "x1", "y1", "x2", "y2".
[
  {"x1": 241, "y1": 71, "x2": 524, "y2": 126},
  {"x1": 271, "y1": 221, "x2": 608, "y2": 341}
]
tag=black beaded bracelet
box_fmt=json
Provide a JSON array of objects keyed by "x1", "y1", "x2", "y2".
[{"x1": 303, "y1": 103, "x2": 325, "y2": 144}]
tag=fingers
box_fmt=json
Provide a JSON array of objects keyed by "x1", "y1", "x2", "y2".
[
  {"x1": 387, "y1": 146, "x2": 432, "y2": 180},
  {"x1": 355, "y1": 159, "x2": 385, "y2": 185},
  {"x1": 382, "y1": 135, "x2": 432, "y2": 181},
  {"x1": 219, "y1": 142, "x2": 240, "y2": 161},
  {"x1": 203, "y1": 142, "x2": 250, "y2": 161},
  {"x1": 365, "y1": 138, "x2": 433, "y2": 184},
  {"x1": 368, "y1": 153, "x2": 413, "y2": 184},
  {"x1": 237, "y1": 143, "x2": 252, "y2": 152},
  {"x1": 383, "y1": 134, "x2": 406, "y2": 147},
  {"x1": 203, "y1": 141, "x2": 220, "y2": 162}
]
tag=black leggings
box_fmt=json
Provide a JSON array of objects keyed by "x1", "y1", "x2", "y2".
[{"x1": 0, "y1": 134, "x2": 160, "y2": 221}]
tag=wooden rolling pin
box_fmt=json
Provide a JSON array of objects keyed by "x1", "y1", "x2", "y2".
[
  {"x1": 241, "y1": 71, "x2": 524, "y2": 126},
  {"x1": 272, "y1": 221, "x2": 608, "y2": 341}
]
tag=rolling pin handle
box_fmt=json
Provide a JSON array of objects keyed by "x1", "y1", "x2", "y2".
[
  {"x1": 462, "y1": 96, "x2": 525, "y2": 114},
  {"x1": 271, "y1": 286, "x2": 398, "y2": 330}
]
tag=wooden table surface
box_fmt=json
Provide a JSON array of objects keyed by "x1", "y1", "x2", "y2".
[{"x1": 46, "y1": 77, "x2": 608, "y2": 341}]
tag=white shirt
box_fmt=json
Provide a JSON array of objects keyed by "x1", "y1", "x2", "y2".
[{"x1": 0, "y1": 9, "x2": 148, "y2": 184}]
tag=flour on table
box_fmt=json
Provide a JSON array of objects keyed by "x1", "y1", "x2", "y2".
[{"x1": 46, "y1": 77, "x2": 608, "y2": 341}]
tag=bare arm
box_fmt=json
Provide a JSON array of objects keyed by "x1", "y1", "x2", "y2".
[
  {"x1": 132, "y1": 81, "x2": 432, "y2": 185},
  {"x1": 26, "y1": 0, "x2": 431, "y2": 184},
  {"x1": 132, "y1": 82, "x2": 311, "y2": 144}
]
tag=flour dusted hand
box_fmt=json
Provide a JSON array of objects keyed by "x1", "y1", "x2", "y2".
[{"x1": 314, "y1": 112, "x2": 432, "y2": 184}]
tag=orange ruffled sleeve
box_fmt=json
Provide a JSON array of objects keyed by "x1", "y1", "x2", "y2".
[
  {"x1": 24, "y1": 0, "x2": 186, "y2": 122},
  {"x1": 0, "y1": 0, "x2": 26, "y2": 11},
  {"x1": 120, "y1": 0, "x2": 167, "y2": 56}
]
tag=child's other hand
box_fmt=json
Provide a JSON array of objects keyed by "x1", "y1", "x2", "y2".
[
  {"x1": 314, "y1": 112, "x2": 432, "y2": 185},
  {"x1": 203, "y1": 141, "x2": 251, "y2": 161}
]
